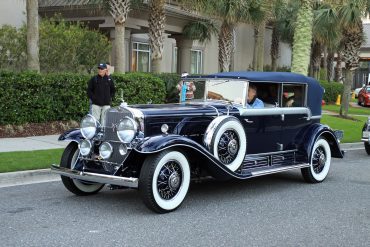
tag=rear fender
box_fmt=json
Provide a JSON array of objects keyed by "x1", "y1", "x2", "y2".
[{"x1": 297, "y1": 123, "x2": 344, "y2": 163}]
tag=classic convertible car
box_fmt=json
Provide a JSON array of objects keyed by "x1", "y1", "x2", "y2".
[
  {"x1": 361, "y1": 117, "x2": 370, "y2": 155},
  {"x1": 51, "y1": 72, "x2": 344, "y2": 213}
]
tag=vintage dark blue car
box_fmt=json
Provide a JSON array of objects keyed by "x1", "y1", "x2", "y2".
[
  {"x1": 361, "y1": 117, "x2": 370, "y2": 155},
  {"x1": 51, "y1": 72, "x2": 344, "y2": 213}
]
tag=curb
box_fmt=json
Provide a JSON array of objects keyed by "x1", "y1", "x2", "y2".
[
  {"x1": 0, "y1": 142, "x2": 365, "y2": 188},
  {"x1": 0, "y1": 169, "x2": 60, "y2": 188}
]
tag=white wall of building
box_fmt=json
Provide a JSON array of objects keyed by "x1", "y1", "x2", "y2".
[{"x1": 0, "y1": 0, "x2": 26, "y2": 27}]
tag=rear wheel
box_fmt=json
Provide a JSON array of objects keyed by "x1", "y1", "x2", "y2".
[
  {"x1": 60, "y1": 142, "x2": 104, "y2": 195},
  {"x1": 139, "y1": 150, "x2": 190, "y2": 213},
  {"x1": 365, "y1": 142, "x2": 370, "y2": 155},
  {"x1": 301, "y1": 138, "x2": 331, "y2": 183}
]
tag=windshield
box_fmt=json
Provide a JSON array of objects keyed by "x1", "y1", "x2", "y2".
[{"x1": 185, "y1": 79, "x2": 247, "y2": 105}]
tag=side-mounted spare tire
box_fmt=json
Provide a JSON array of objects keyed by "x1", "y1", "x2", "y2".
[{"x1": 204, "y1": 116, "x2": 247, "y2": 172}]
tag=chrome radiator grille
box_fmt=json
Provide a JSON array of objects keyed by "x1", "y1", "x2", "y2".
[{"x1": 102, "y1": 108, "x2": 133, "y2": 142}]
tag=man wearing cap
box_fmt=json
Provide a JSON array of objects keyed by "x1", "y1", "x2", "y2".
[{"x1": 87, "y1": 63, "x2": 115, "y2": 126}]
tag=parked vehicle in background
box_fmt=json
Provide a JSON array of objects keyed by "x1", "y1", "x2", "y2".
[
  {"x1": 358, "y1": 86, "x2": 370, "y2": 106},
  {"x1": 354, "y1": 86, "x2": 364, "y2": 98},
  {"x1": 361, "y1": 117, "x2": 370, "y2": 155},
  {"x1": 51, "y1": 72, "x2": 344, "y2": 213}
]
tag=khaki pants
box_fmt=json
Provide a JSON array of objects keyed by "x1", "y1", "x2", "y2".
[{"x1": 91, "y1": 104, "x2": 110, "y2": 126}]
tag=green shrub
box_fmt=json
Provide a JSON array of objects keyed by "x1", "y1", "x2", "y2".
[
  {"x1": 0, "y1": 71, "x2": 166, "y2": 125},
  {"x1": 319, "y1": 80, "x2": 343, "y2": 103},
  {"x1": 153, "y1": 73, "x2": 181, "y2": 103}
]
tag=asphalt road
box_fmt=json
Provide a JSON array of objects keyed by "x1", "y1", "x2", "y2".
[{"x1": 1, "y1": 148, "x2": 369, "y2": 247}]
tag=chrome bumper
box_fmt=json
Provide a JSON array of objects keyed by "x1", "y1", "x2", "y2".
[
  {"x1": 51, "y1": 164, "x2": 138, "y2": 188},
  {"x1": 361, "y1": 138, "x2": 370, "y2": 144}
]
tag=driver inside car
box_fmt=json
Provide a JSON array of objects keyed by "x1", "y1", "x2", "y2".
[{"x1": 247, "y1": 84, "x2": 264, "y2": 108}]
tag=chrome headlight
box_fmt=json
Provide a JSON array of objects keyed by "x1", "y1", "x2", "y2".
[
  {"x1": 81, "y1": 115, "x2": 98, "y2": 140},
  {"x1": 79, "y1": 140, "x2": 92, "y2": 156},
  {"x1": 117, "y1": 117, "x2": 138, "y2": 143},
  {"x1": 99, "y1": 142, "x2": 113, "y2": 159}
]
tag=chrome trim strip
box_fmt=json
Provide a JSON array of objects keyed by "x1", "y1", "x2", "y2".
[
  {"x1": 311, "y1": 115, "x2": 322, "y2": 120},
  {"x1": 238, "y1": 107, "x2": 311, "y2": 117},
  {"x1": 51, "y1": 165, "x2": 138, "y2": 188},
  {"x1": 246, "y1": 149, "x2": 297, "y2": 157},
  {"x1": 251, "y1": 163, "x2": 310, "y2": 177}
]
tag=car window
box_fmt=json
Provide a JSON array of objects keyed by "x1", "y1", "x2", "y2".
[
  {"x1": 282, "y1": 84, "x2": 306, "y2": 107},
  {"x1": 367, "y1": 87, "x2": 370, "y2": 93},
  {"x1": 256, "y1": 83, "x2": 280, "y2": 107}
]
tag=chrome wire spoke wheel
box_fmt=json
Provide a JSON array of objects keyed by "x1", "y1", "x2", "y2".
[
  {"x1": 312, "y1": 146, "x2": 326, "y2": 174},
  {"x1": 139, "y1": 150, "x2": 190, "y2": 213},
  {"x1": 157, "y1": 161, "x2": 183, "y2": 200},
  {"x1": 301, "y1": 138, "x2": 332, "y2": 183},
  {"x1": 217, "y1": 129, "x2": 240, "y2": 164}
]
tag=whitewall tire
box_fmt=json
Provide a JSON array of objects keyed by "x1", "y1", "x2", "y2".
[
  {"x1": 60, "y1": 142, "x2": 104, "y2": 195},
  {"x1": 209, "y1": 117, "x2": 247, "y2": 172},
  {"x1": 301, "y1": 138, "x2": 332, "y2": 183},
  {"x1": 139, "y1": 150, "x2": 190, "y2": 213}
]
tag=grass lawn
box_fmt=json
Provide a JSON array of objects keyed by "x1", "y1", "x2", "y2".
[
  {"x1": 323, "y1": 104, "x2": 370, "y2": 115},
  {"x1": 321, "y1": 115, "x2": 368, "y2": 143},
  {"x1": 0, "y1": 149, "x2": 63, "y2": 173}
]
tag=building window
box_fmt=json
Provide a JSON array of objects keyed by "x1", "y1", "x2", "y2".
[
  {"x1": 131, "y1": 42, "x2": 151, "y2": 72},
  {"x1": 172, "y1": 47, "x2": 178, "y2": 73},
  {"x1": 190, "y1": 49, "x2": 202, "y2": 74}
]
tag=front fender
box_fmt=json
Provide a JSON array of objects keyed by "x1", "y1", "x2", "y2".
[
  {"x1": 134, "y1": 134, "x2": 245, "y2": 180},
  {"x1": 297, "y1": 123, "x2": 344, "y2": 163},
  {"x1": 58, "y1": 128, "x2": 83, "y2": 143}
]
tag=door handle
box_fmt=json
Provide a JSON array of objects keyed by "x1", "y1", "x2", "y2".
[
  {"x1": 244, "y1": 119, "x2": 254, "y2": 124},
  {"x1": 281, "y1": 114, "x2": 285, "y2": 121}
]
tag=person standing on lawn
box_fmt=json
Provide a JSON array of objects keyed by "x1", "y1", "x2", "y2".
[{"x1": 87, "y1": 63, "x2": 115, "y2": 126}]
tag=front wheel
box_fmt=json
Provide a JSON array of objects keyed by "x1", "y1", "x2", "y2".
[
  {"x1": 365, "y1": 142, "x2": 370, "y2": 155},
  {"x1": 301, "y1": 138, "x2": 332, "y2": 183},
  {"x1": 139, "y1": 150, "x2": 191, "y2": 213},
  {"x1": 60, "y1": 142, "x2": 104, "y2": 195}
]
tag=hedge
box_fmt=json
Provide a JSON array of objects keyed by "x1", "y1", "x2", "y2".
[
  {"x1": 154, "y1": 73, "x2": 181, "y2": 103},
  {"x1": 0, "y1": 71, "x2": 165, "y2": 125},
  {"x1": 319, "y1": 80, "x2": 344, "y2": 103}
]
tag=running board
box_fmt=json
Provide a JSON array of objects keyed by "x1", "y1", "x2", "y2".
[
  {"x1": 51, "y1": 164, "x2": 138, "y2": 188},
  {"x1": 250, "y1": 163, "x2": 310, "y2": 177}
]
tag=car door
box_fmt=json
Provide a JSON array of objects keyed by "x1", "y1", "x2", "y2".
[
  {"x1": 238, "y1": 82, "x2": 283, "y2": 154},
  {"x1": 281, "y1": 83, "x2": 312, "y2": 150}
]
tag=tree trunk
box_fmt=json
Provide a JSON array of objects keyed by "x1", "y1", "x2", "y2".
[
  {"x1": 149, "y1": 0, "x2": 166, "y2": 73},
  {"x1": 257, "y1": 21, "x2": 265, "y2": 72},
  {"x1": 252, "y1": 26, "x2": 258, "y2": 71},
  {"x1": 335, "y1": 52, "x2": 342, "y2": 82},
  {"x1": 218, "y1": 21, "x2": 234, "y2": 72},
  {"x1": 291, "y1": 0, "x2": 313, "y2": 75},
  {"x1": 311, "y1": 41, "x2": 321, "y2": 80},
  {"x1": 339, "y1": 69, "x2": 352, "y2": 117},
  {"x1": 327, "y1": 51, "x2": 334, "y2": 82},
  {"x1": 26, "y1": 0, "x2": 40, "y2": 72},
  {"x1": 270, "y1": 24, "x2": 279, "y2": 72},
  {"x1": 322, "y1": 46, "x2": 328, "y2": 81},
  {"x1": 115, "y1": 22, "x2": 126, "y2": 73}
]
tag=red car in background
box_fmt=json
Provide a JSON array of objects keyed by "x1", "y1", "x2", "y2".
[{"x1": 358, "y1": 86, "x2": 370, "y2": 106}]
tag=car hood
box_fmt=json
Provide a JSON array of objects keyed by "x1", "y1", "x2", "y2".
[{"x1": 129, "y1": 102, "x2": 237, "y2": 117}]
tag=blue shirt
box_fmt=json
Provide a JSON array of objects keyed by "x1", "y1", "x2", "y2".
[{"x1": 247, "y1": 98, "x2": 264, "y2": 108}]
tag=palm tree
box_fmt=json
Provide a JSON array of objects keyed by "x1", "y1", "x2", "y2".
[
  {"x1": 337, "y1": 0, "x2": 367, "y2": 117},
  {"x1": 310, "y1": 2, "x2": 340, "y2": 80},
  {"x1": 249, "y1": 1, "x2": 271, "y2": 71},
  {"x1": 26, "y1": 0, "x2": 40, "y2": 72},
  {"x1": 269, "y1": 0, "x2": 289, "y2": 71},
  {"x1": 107, "y1": 0, "x2": 131, "y2": 73},
  {"x1": 148, "y1": 0, "x2": 166, "y2": 73},
  {"x1": 179, "y1": 0, "x2": 250, "y2": 72},
  {"x1": 291, "y1": 0, "x2": 314, "y2": 75}
]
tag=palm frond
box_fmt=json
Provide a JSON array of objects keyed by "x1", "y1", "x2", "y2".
[{"x1": 182, "y1": 20, "x2": 219, "y2": 43}]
